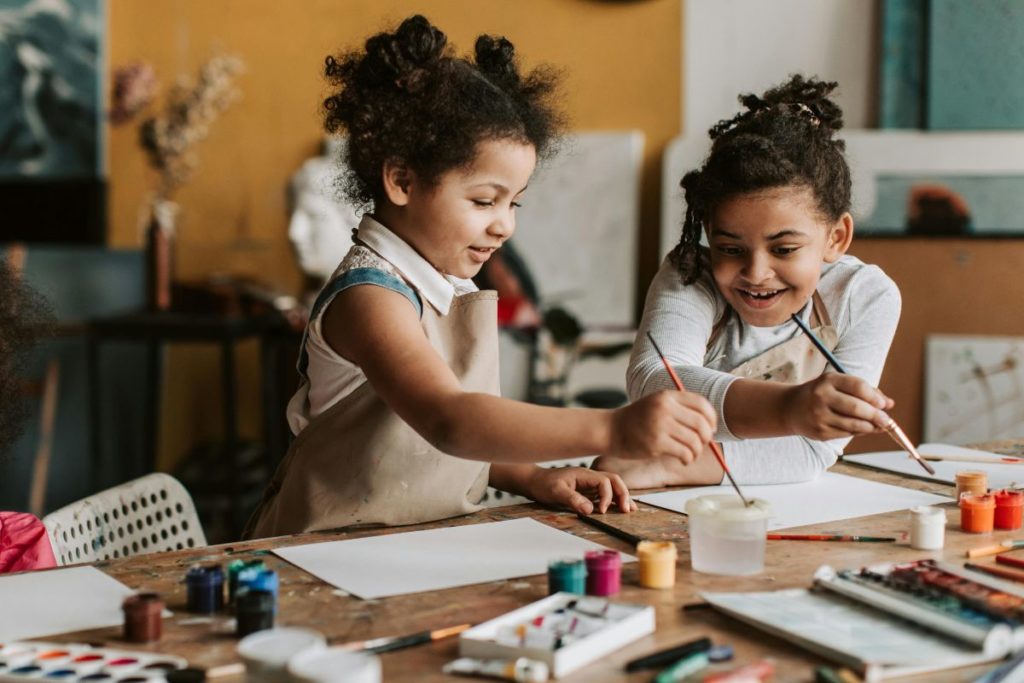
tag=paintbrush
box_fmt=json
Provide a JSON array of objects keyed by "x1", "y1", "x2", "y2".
[
  {"x1": 922, "y1": 454, "x2": 1024, "y2": 465},
  {"x1": 576, "y1": 512, "x2": 647, "y2": 546},
  {"x1": 338, "y1": 623, "x2": 470, "y2": 653},
  {"x1": 789, "y1": 313, "x2": 936, "y2": 476},
  {"x1": 646, "y1": 331, "x2": 751, "y2": 507}
]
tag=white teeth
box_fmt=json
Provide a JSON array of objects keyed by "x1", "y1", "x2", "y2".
[{"x1": 742, "y1": 289, "x2": 779, "y2": 299}]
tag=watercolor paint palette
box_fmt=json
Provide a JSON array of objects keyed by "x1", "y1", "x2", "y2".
[{"x1": 0, "y1": 642, "x2": 186, "y2": 682}]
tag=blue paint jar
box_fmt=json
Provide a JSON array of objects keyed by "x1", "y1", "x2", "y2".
[
  {"x1": 238, "y1": 568, "x2": 279, "y2": 612},
  {"x1": 185, "y1": 563, "x2": 225, "y2": 613},
  {"x1": 548, "y1": 558, "x2": 587, "y2": 595},
  {"x1": 236, "y1": 589, "x2": 275, "y2": 637},
  {"x1": 228, "y1": 559, "x2": 266, "y2": 603}
]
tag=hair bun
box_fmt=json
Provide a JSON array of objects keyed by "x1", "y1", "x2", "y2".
[
  {"x1": 362, "y1": 15, "x2": 447, "y2": 92},
  {"x1": 474, "y1": 35, "x2": 519, "y2": 87},
  {"x1": 762, "y1": 74, "x2": 843, "y2": 132}
]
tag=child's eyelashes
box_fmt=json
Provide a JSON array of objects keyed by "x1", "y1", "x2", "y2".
[{"x1": 471, "y1": 199, "x2": 524, "y2": 208}]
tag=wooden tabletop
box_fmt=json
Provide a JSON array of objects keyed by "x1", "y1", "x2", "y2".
[{"x1": 40, "y1": 442, "x2": 1024, "y2": 682}]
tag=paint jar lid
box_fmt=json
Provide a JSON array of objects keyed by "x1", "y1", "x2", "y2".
[
  {"x1": 287, "y1": 647, "x2": 382, "y2": 683},
  {"x1": 636, "y1": 540, "x2": 677, "y2": 560},
  {"x1": 910, "y1": 505, "x2": 946, "y2": 521},
  {"x1": 584, "y1": 549, "x2": 622, "y2": 570},
  {"x1": 122, "y1": 592, "x2": 164, "y2": 616},
  {"x1": 236, "y1": 589, "x2": 275, "y2": 614},
  {"x1": 960, "y1": 493, "x2": 995, "y2": 509},
  {"x1": 186, "y1": 564, "x2": 224, "y2": 585},
  {"x1": 237, "y1": 627, "x2": 326, "y2": 674},
  {"x1": 685, "y1": 494, "x2": 772, "y2": 521},
  {"x1": 548, "y1": 558, "x2": 586, "y2": 575},
  {"x1": 995, "y1": 489, "x2": 1024, "y2": 506},
  {"x1": 240, "y1": 569, "x2": 278, "y2": 591},
  {"x1": 956, "y1": 470, "x2": 988, "y2": 484}
]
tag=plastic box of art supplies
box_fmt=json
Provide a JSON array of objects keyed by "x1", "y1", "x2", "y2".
[{"x1": 458, "y1": 592, "x2": 655, "y2": 678}]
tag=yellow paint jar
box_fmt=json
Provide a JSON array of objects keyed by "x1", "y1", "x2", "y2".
[{"x1": 636, "y1": 540, "x2": 677, "y2": 589}]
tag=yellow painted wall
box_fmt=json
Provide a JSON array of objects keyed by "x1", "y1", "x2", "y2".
[{"x1": 107, "y1": 0, "x2": 682, "y2": 469}]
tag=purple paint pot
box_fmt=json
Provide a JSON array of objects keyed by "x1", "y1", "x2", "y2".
[{"x1": 584, "y1": 550, "x2": 621, "y2": 596}]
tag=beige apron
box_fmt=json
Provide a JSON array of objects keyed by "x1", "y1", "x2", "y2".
[
  {"x1": 245, "y1": 267, "x2": 496, "y2": 539},
  {"x1": 710, "y1": 291, "x2": 839, "y2": 383}
]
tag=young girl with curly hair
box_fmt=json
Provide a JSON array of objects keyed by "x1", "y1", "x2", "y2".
[
  {"x1": 595, "y1": 75, "x2": 901, "y2": 488},
  {"x1": 246, "y1": 16, "x2": 717, "y2": 537}
]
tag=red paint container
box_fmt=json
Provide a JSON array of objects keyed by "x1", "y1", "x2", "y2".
[
  {"x1": 995, "y1": 489, "x2": 1024, "y2": 530},
  {"x1": 584, "y1": 550, "x2": 621, "y2": 596},
  {"x1": 960, "y1": 493, "x2": 996, "y2": 533},
  {"x1": 122, "y1": 592, "x2": 163, "y2": 643}
]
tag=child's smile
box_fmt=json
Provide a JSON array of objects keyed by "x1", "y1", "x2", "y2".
[{"x1": 708, "y1": 187, "x2": 851, "y2": 327}]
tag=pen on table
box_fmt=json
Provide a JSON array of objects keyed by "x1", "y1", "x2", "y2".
[
  {"x1": 576, "y1": 513, "x2": 646, "y2": 546},
  {"x1": 766, "y1": 533, "x2": 896, "y2": 542},
  {"x1": 646, "y1": 332, "x2": 751, "y2": 507},
  {"x1": 338, "y1": 623, "x2": 471, "y2": 653},
  {"x1": 965, "y1": 540, "x2": 1024, "y2": 559},
  {"x1": 623, "y1": 636, "x2": 712, "y2": 672},
  {"x1": 789, "y1": 313, "x2": 935, "y2": 476}
]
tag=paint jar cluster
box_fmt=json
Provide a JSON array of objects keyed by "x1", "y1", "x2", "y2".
[
  {"x1": 956, "y1": 470, "x2": 1024, "y2": 534},
  {"x1": 547, "y1": 542, "x2": 677, "y2": 596},
  {"x1": 0, "y1": 641, "x2": 186, "y2": 682}
]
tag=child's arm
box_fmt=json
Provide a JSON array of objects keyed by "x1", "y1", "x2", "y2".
[
  {"x1": 489, "y1": 463, "x2": 637, "y2": 514},
  {"x1": 322, "y1": 284, "x2": 717, "y2": 464}
]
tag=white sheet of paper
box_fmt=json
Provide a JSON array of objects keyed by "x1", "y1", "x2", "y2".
[
  {"x1": 0, "y1": 566, "x2": 137, "y2": 640},
  {"x1": 274, "y1": 518, "x2": 635, "y2": 600},
  {"x1": 845, "y1": 443, "x2": 1024, "y2": 490},
  {"x1": 636, "y1": 472, "x2": 951, "y2": 531}
]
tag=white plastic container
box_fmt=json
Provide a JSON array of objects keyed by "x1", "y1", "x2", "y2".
[
  {"x1": 237, "y1": 627, "x2": 326, "y2": 683},
  {"x1": 287, "y1": 647, "x2": 381, "y2": 683},
  {"x1": 909, "y1": 505, "x2": 946, "y2": 550},
  {"x1": 686, "y1": 495, "x2": 771, "y2": 575}
]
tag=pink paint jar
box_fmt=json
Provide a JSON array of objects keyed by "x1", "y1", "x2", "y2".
[
  {"x1": 995, "y1": 489, "x2": 1024, "y2": 530},
  {"x1": 584, "y1": 550, "x2": 621, "y2": 596}
]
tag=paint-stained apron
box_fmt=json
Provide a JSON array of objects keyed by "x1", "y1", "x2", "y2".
[
  {"x1": 711, "y1": 291, "x2": 839, "y2": 384},
  {"x1": 245, "y1": 288, "x2": 497, "y2": 538}
]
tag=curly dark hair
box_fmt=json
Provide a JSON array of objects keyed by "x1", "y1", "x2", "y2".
[
  {"x1": 669, "y1": 75, "x2": 851, "y2": 284},
  {"x1": 322, "y1": 15, "x2": 564, "y2": 208},
  {"x1": 0, "y1": 258, "x2": 53, "y2": 462}
]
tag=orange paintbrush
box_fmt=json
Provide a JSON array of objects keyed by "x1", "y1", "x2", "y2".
[{"x1": 646, "y1": 332, "x2": 751, "y2": 507}]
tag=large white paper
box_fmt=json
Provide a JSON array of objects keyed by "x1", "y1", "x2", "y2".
[
  {"x1": 0, "y1": 566, "x2": 137, "y2": 640},
  {"x1": 845, "y1": 443, "x2": 1024, "y2": 491},
  {"x1": 274, "y1": 518, "x2": 635, "y2": 600},
  {"x1": 636, "y1": 472, "x2": 951, "y2": 531}
]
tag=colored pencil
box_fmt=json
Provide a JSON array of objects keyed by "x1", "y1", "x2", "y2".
[
  {"x1": 965, "y1": 540, "x2": 1024, "y2": 559},
  {"x1": 922, "y1": 454, "x2": 1024, "y2": 465},
  {"x1": 338, "y1": 623, "x2": 471, "y2": 653},
  {"x1": 624, "y1": 636, "x2": 711, "y2": 672},
  {"x1": 576, "y1": 513, "x2": 646, "y2": 546},
  {"x1": 646, "y1": 332, "x2": 751, "y2": 507},
  {"x1": 997, "y1": 554, "x2": 1024, "y2": 570},
  {"x1": 790, "y1": 313, "x2": 936, "y2": 476},
  {"x1": 766, "y1": 533, "x2": 896, "y2": 542},
  {"x1": 964, "y1": 562, "x2": 1024, "y2": 584}
]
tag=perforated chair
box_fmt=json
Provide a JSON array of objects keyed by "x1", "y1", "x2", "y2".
[
  {"x1": 479, "y1": 456, "x2": 597, "y2": 508},
  {"x1": 42, "y1": 473, "x2": 206, "y2": 566}
]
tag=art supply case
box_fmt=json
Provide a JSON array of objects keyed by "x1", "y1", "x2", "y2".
[
  {"x1": 458, "y1": 592, "x2": 654, "y2": 678},
  {"x1": 0, "y1": 641, "x2": 187, "y2": 682}
]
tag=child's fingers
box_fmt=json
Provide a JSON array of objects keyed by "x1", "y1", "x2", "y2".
[
  {"x1": 605, "y1": 473, "x2": 633, "y2": 513},
  {"x1": 594, "y1": 477, "x2": 614, "y2": 514},
  {"x1": 567, "y1": 490, "x2": 594, "y2": 515},
  {"x1": 829, "y1": 374, "x2": 891, "y2": 410}
]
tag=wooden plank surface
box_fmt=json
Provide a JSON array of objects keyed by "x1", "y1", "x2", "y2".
[{"x1": 32, "y1": 443, "x2": 1024, "y2": 682}]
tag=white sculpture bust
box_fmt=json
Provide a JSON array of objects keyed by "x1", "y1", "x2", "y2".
[{"x1": 288, "y1": 138, "x2": 358, "y2": 284}]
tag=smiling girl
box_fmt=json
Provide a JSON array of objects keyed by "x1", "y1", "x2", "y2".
[
  {"x1": 595, "y1": 75, "x2": 901, "y2": 488},
  {"x1": 245, "y1": 16, "x2": 718, "y2": 537}
]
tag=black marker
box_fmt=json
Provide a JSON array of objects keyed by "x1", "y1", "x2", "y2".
[{"x1": 624, "y1": 636, "x2": 712, "y2": 672}]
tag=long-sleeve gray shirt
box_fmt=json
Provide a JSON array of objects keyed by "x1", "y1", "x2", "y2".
[{"x1": 628, "y1": 254, "x2": 901, "y2": 484}]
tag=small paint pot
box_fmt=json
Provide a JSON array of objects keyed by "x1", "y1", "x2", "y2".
[
  {"x1": 236, "y1": 589, "x2": 276, "y2": 637},
  {"x1": 909, "y1": 505, "x2": 946, "y2": 550},
  {"x1": 237, "y1": 627, "x2": 326, "y2": 683},
  {"x1": 228, "y1": 558, "x2": 266, "y2": 603},
  {"x1": 122, "y1": 592, "x2": 163, "y2": 643},
  {"x1": 584, "y1": 550, "x2": 622, "y2": 596},
  {"x1": 636, "y1": 540, "x2": 677, "y2": 589},
  {"x1": 185, "y1": 563, "x2": 225, "y2": 613},
  {"x1": 686, "y1": 495, "x2": 771, "y2": 576},
  {"x1": 287, "y1": 647, "x2": 382, "y2": 683},
  {"x1": 960, "y1": 492, "x2": 996, "y2": 533},
  {"x1": 995, "y1": 489, "x2": 1024, "y2": 530},
  {"x1": 547, "y1": 558, "x2": 587, "y2": 595},
  {"x1": 237, "y1": 569, "x2": 279, "y2": 610},
  {"x1": 956, "y1": 470, "x2": 988, "y2": 499}
]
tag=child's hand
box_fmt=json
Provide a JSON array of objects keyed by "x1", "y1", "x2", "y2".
[
  {"x1": 607, "y1": 390, "x2": 716, "y2": 464},
  {"x1": 526, "y1": 467, "x2": 636, "y2": 514},
  {"x1": 785, "y1": 373, "x2": 894, "y2": 440}
]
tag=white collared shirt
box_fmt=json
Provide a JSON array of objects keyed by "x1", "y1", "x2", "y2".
[{"x1": 287, "y1": 215, "x2": 478, "y2": 433}]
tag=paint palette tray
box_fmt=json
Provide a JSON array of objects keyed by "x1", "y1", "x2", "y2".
[
  {"x1": 0, "y1": 641, "x2": 187, "y2": 682},
  {"x1": 459, "y1": 592, "x2": 654, "y2": 678}
]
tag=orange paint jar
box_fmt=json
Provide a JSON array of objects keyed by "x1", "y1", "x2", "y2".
[
  {"x1": 960, "y1": 493, "x2": 995, "y2": 533},
  {"x1": 995, "y1": 489, "x2": 1024, "y2": 530},
  {"x1": 956, "y1": 471, "x2": 988, "y2": 499}
]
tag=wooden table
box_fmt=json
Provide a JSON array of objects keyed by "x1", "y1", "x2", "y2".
[{"x1": 47, "y1": 442, "x2": 1024, "y2": 682}]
